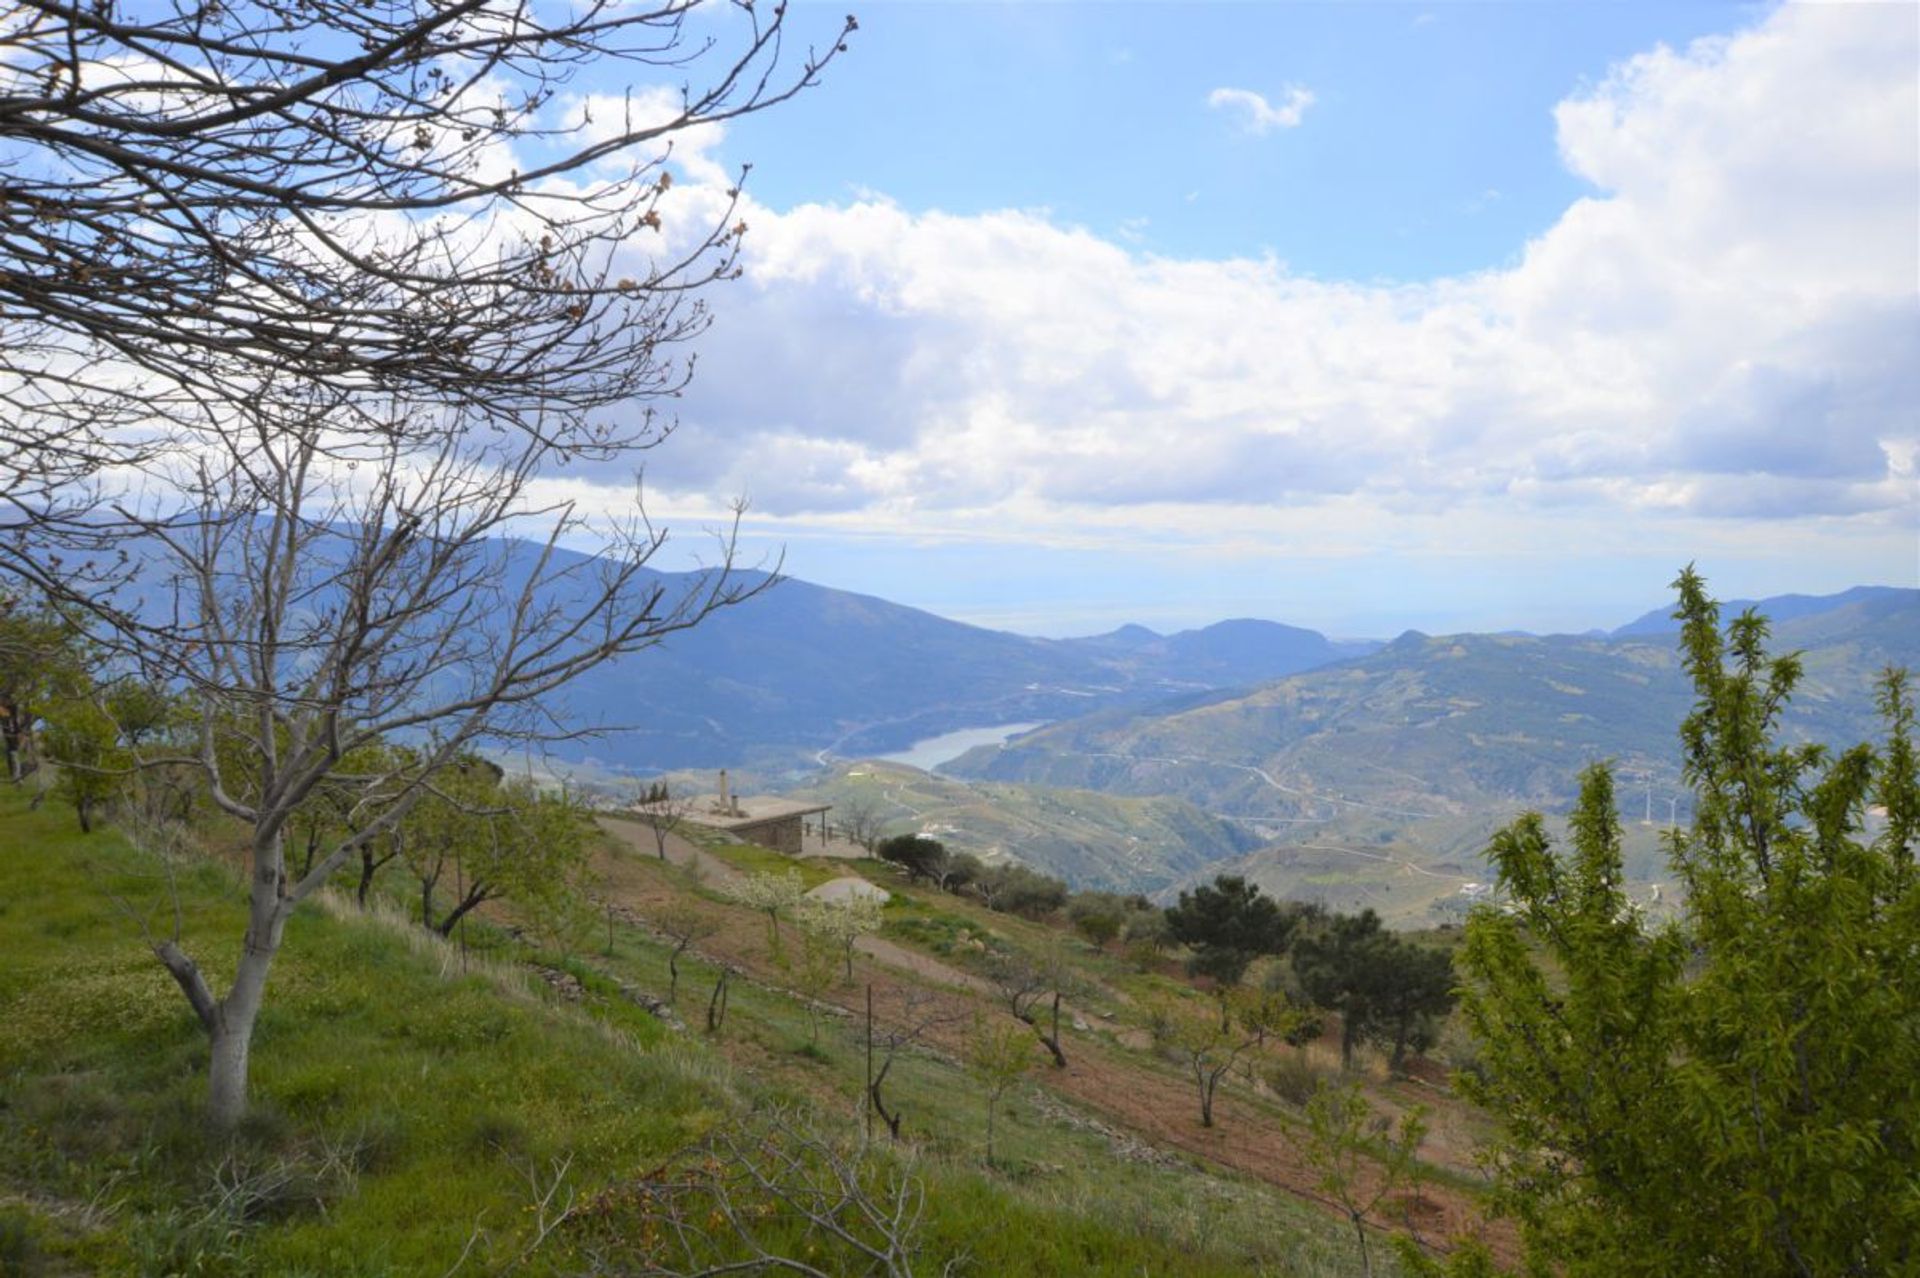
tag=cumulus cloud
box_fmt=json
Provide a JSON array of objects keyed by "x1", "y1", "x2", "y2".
[
  {"x1": 1206, "y1": 85, "x2": 1315, "y2": 133},
  {"x1": 611, "y1": 4, "x2": 1915, "y2": 543}
]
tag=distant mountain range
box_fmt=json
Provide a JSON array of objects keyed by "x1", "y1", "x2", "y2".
[
  {"x1": 555, "y1": 571, "x2": 1377, "y2": 773},
  {"x1": 549, "y1": 574, "x2": 1912, "y2": 783},
  {"x1": 939, "y1": 586, "x2": 1918, "y2": 915},
  {"x1": 1607, "y1": 584, "x2": 1914, "y2": 638}
]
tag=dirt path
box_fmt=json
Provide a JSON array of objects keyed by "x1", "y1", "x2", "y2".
[{"x1": 598, "y1": 816, "x2": 745, "y2": 886}]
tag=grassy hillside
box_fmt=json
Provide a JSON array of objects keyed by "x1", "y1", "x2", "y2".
[{"x1": 0, "y1": 789, "x2": 1429, "y2": 1276}]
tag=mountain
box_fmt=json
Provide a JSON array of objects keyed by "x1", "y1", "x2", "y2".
[
  {"x1": 943, "y1": 588, "x2": 1919, "y2": 916},
  {"x1": 1609, "y1": 585, "x2": 1912, "y2": 637},
  {"x1": 550, "y1": 569, "x2": 1371, "y2": 774},
  {"x1": 1070, "y1": 618, "x2": 1380, "y2": 688}
]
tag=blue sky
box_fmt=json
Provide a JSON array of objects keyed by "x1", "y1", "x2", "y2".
[
  {"x1": 551, "y1": 1, "x2": 1918, "y2": 638},
  {"x1": 729, "y1": 3, "x2": 1756, "y2": 278}
]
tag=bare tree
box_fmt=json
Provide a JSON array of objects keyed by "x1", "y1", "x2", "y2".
[
  {"x1": 654, "y1": 901, "x2": 720, "y2": 1004},
  {"x1": 89, "y1": 404, "x2": 773, "y2": 1128},
  {"x1": 566, "y1": 1108, "x2": 949, "y2": 1277},
  {"x1": 636, "y1": 781, "x2": 691, "y2": 860},
  {"x1": 1, "y1": 0, "x2": 855, "y2": 524},
  {"x1": 985, "y1": 942, "x2": 1072, "y2": 1069},
  {"x1": 867, "y1": 987, "x2": 960, "y2": 1142},
  {"x1": 837, "y1": 791, "x2": 887, "y2": 853}
]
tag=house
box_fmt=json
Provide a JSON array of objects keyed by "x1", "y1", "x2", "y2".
[{"x1": 677, "y1": 770, "x2": 832, "y2": 856}]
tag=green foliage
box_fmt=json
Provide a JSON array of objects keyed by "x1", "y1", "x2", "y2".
[
  {"x1": 1294, "y1": 909, "x2": 1456, "y2": 1071},
  {"x1": 878, "y1": 831, "x2": 949, "y2": 881},
  {"x1": 1303, "y1": 1082, "x2": 1429, "y2": 1278},
  {"x1": 0, "y1": 787, "x2": 1396, "y2": 1277},
  {"x1": 0, "y1": 594, "x2": 90, "y2": 783},
  {"x1": 973, "y1": 862, "x2": 1069, "y2": 919},
  {"x1": 1452, "y1": 570, "x2": 1920, "y2": 1276},
  {"x1": 402, "y1": 761, "x2": 592, "y2": 937},
  {"x1": 1168, "y1": 874, "x2": 1316, "y2": 986},
  {"x1": 39, "y1": 695, "x2": 129, "y2": 832},
  {"x1": 964, "y1": 1014, "x2": 1035, "y2": 1165},
  {"x1": 1066, "y1": 890, "x2": 1154, "y2": 949}
]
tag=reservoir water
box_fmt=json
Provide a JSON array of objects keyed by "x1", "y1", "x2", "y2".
[{"x1": 876, "y1": 722, "x2": 1046, "y2": 773}]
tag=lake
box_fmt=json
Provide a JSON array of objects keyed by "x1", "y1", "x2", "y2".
[{"x1": 876, "y1": 722, "x2": 1047, "y2": 773}]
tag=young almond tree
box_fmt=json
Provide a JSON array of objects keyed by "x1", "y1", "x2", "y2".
[
  {"x1": 1303, "y1": 1082, "x2": 1430, "y2": 1278},
  {"x1": 654, "y1": 902, "x2": 721, "y2": 1005},
  {"x1": 636, "y1": 782, "x2": 691, "y2": 860},
  {"x1": 798, "y1": 893, "x2": 886, "y2": 981},
  {"x1": 0, "y1": 594, "x2": 89, "y2": 782},
  {"x1": 1430, "y1": 569, "x2": 1919, "y2": 1277},
  {"x1": 965, "y1": 1014, "x2": 1035, "y2": 1167},
  {"x1": 1153, "y1": 988, "x2": 1317, "y2": 1128},
  {"x1": 725, "y1": 869, "x2": 806, "y2": 960},
  {"x1": 404, "y1": 763, "x2": 591, "y2": 938}
]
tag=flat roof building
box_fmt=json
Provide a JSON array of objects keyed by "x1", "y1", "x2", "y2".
[{"x1": 672, "y1": 770, "x2": 832, "y2": 856}]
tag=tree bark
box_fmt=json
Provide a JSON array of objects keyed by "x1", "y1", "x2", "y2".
[
  {"x1": 157, "y1": 826, "x2": 292, "y2": 1130},
  {"x1": 434, "y1": 883, "x2": 491, "y2": 937}
]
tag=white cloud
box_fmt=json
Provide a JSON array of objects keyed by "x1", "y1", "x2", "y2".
[
  {"x1": 605, "y1": 3, "x2": 1915, "y2": 555},
  {"x1": 1206, "y1": 85, "x2": 1316, "y2": 134}
]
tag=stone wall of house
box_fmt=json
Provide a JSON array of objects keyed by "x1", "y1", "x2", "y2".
[{"x1": 740, "y1": 816, "x2": 803, "y2": 855}]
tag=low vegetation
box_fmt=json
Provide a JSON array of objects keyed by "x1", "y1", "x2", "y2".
[{"x1": 3, "y1": 573, "x2": 1908, "y2": 1276}]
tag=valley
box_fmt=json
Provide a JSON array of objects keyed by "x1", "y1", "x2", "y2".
[{"x1": 580, "y1": 584, "x2": 1917, "y2": 922}]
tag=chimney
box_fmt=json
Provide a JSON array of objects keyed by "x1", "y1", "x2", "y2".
[{"x1": 718, "y1": 769, "x2": 732, "y2": 816}]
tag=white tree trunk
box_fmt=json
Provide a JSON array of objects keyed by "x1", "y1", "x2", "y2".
[{"x1": 204, "y1": 828, "x2": 289, "y2": 1129}]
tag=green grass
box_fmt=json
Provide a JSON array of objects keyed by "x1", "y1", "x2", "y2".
[{"x1": 0, "y1": 789, "x2": 1400, "y2": 1275}]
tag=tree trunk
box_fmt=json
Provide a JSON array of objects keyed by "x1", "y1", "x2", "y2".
[
  {"x1": 207, "y1": 1011, "x2": 257, "y2": 1130},
  {"x1": 166, "y1": 827, "x2": 293, "y2": 1131},
  {"x1": 435, "y1": 883, "x2": 490, "y2": 937},
  {"x1": 76, "y1": 799, "x2": 92, "y2": 833},
  {"x1": 870, "y1": 1049, "x2": 906, "y2": 1140},
  {"x1": 1341, "y1": 1014, "x2": 1359, "y2": 1071},
  {"x1": 1030, "y1": 992, "x2": 1067, "y2": 1068}
]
